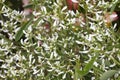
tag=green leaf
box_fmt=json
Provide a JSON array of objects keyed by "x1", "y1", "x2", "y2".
[
  {"x1": 83, "y1": 55, "x2": 97, "y2": 75},
  {"x1": 33, "y1": 17, "x2": 42, "y2": 27},
  {"x1": 86, "y1": 56, "x2": 96, "y2": 74},
  {"x1": 78, "y1": 5, "x2": 86, "y2": 14},
  {"x1": 23, "y1": 3, "x2": 34, "y2": 9},
  {"x1": 100, "y1": 70, "x2": 118, "y2": 80},
  {"x1": 110, "y1": 1, "x2": 119, "y2": 13},
  {"x1": 15, "y1": 19, "x2": 33, "y2": 41},
  {"x1": 74, "y1": 60, "x2": 81, "y2": 79},
  {"x1": 75, "y1": 54, "x2": 98, "y2": 79}
]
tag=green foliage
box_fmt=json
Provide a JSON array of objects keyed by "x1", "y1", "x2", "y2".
[
  {"x1": 15, "y1": 18, "x2": 33, "y2": 41},
  {"x1": 75, "y1": 54, "x2": 98, "y2": 79},
  {"x1": 100, "y1": 70, "x2": 118, "y2": 80},
  {"x1": 0, "y1": 0, "x2": 120, "y2": 80}
]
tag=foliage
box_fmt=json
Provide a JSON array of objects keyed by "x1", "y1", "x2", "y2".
[{"x1": 0, "y1": 0, "x2": 120, "y2": 80}]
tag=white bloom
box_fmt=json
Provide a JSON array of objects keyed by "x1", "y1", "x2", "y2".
[{"x1": 72, "y1": 0, "x2": 78, "y2": 3}]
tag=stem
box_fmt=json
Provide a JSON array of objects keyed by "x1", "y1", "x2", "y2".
[{"x1": 111, "y1": 56, "x2": 120, "y2": 66}]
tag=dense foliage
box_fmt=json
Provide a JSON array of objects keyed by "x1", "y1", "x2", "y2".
[{"x1": 0, "y1": 0, "x2": 120, "y2": 80}]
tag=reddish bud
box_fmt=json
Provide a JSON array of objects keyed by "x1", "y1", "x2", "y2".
[
  {"x1": 44, "y1": 22, "x2": 51, "y2": 32},
  {"x1": 22, "y1": 0, "x2": 30, "y2": 6},
  {"x1": 66, "y1": 0, "x2": 79, "y2": 11},
  {"x1": 105, "y1": 12, "x2": 119, "y2": 26},
  {"x1": 22, "y1": 0, "x2": 33, "y2": 16},
  {"x1": 109, "y1": 12, "x2": 118, "y2": 21},
  {"x1": 38, "y1": 40, "x2": 43, "y2": 46},
  {"x1": 72, "y1": 0, "x2": 79, "y2": 11},
  {"x1": 23, "y1": 8, "x2": 33, "y2": 16},
  {"x1": 66, "y1": 0, "x2": 73, "y2": 10}
]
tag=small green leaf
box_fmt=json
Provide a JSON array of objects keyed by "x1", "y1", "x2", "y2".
[
  {"x1": 110, "y1": 1, "x2": 119, "y2": 13},
  {"x1": 83, "y1": 55, "x2": 97, "y2": 75},
  {"x1": 74, "y1": 60, "x2": 85, "y2": 80},
  {"x1": 75, "y1": 54, "x2": 98, "y2": 79},
  {"x1": 78, "y1": 54, "x2": 97, "y2": 77},
  {"x1": 15, "y1": 19, "x2": 33, "y2": 41},
  {"x1": 23, "y1": 3, "x2": 34, "y2": 9},
  {"x1": 33, "y1": 17, "x2": 42, "y2": 27},
  {"x1": 78, "y1": 5, "x2": 86, "y2": 14},
  {"x1": 74, "y1": 60, "x2": 81, "y2": 79},
  {"x1": 100, "y1": 70, "x2": 118, "y2": 80}
]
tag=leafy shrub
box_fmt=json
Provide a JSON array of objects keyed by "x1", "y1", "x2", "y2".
[{"x1": 0, "y1": 0, "x2": 120, "y2": 80}]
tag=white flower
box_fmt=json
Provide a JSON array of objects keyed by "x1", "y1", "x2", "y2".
[{"x1": 72, "y1": 0, "x2": 78, "y2": 3}]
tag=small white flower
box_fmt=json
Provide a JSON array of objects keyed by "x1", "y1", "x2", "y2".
[
  {"x1": 72, "y1": 0, "x2": 78, "y2": 3},
  {"x1": 41, "y1": 6, "x2": 47, "y2": 14}
]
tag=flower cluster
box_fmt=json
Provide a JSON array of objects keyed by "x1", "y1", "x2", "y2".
[{"x1": 0, "y1": 0, "x2": 120, "y2": 80}]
